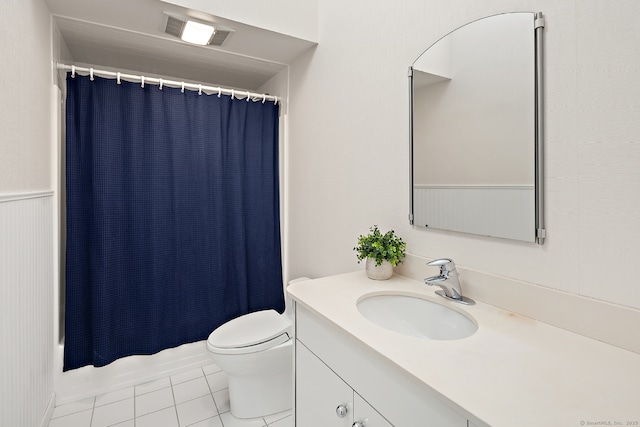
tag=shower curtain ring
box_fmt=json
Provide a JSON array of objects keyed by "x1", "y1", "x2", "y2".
[
  {"x1": 218, "y1": 88, "x2": 221, "y2": 98},
  {"x1": 159, "y1": 78, "x2": 163, "y2": 90},
  {"x1": 231, "y1": 90, "x2": 235, "y2": 100},
  {"x1": 198, "y1": 84, "x2": 202, "y2": 95},
  {"x1": 246, "y1": 92, "x2": 250, "y2": 102},
  {"x1": 262, "y1": 94, "x2": 266, "y2": 104},
  {"x1": 117, "y1": 72, "x2": 121, "y2": 85},
  {"x1": 141, "y1": 76, "x2": 145, "y2": 88},
  {"x1": 71, "y1": 65, "x2": 76, "y2": 78},
  {"x1": 181, "y1": 82, "x2": 185, "y2": 93},
  {"x1": 90, "y1": 68, "x2": 94, "y2": 81}
]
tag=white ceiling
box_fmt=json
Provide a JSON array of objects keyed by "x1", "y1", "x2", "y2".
[{"x1": 46, "y1": 0, "x2": 317, "y2": 90}]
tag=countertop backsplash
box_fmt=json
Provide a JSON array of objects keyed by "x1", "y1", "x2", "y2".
[{"x1": 396, "y1": 253, "x2": 640, "y2": 354}]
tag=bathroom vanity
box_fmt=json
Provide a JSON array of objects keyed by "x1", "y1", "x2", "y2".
[
  {"x1": 288, "y1": 272, "x2": 640, "y2": 427},
  {"x1": 295, "y1": 301, "x2": 466, "y2": 427}
]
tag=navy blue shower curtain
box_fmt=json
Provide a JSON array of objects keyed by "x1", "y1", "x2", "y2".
[{"x1": 64, "y1": 74, "x2": 284, "y2": 371}]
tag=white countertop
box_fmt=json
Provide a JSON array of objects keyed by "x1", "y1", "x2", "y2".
[{"x1": 287, "y1": 271, "x2": 640, "y2": 427}]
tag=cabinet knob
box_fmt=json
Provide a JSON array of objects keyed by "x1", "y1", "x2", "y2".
[
  {"x1": 336, "y1": 404, "x2": 348, "y2": 418},
  {"x1": 353, "y1": 422, "x2": 365, "y2": 427}
]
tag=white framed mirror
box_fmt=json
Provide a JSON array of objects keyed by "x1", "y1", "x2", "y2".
[{"x1": 409, "y1": 12, "x2": 545, "y2": 244}]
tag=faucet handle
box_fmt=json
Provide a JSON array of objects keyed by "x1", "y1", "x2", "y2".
[{"x1": 427, "y1": 258, "x2": 456, "y2": 273}]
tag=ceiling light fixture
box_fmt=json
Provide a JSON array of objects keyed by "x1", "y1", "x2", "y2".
[
  {"x1": 165, "y1": 13, "x2": 234, "y2": 47},
  {"x1": 180, "y1": 20, "x2": 215, "y2": 46}
]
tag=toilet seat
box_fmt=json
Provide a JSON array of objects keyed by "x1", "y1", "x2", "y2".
[{"x1": 207, "y1": 309, "x2": 292, "y2": 355}]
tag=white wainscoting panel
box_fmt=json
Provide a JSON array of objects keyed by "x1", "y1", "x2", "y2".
[
  {"x1": 0, "y1": 193, "x2": 54, "y2": 427},
  {"x1": 413, "y1": 185, "x2": 535, "y2": 242}
]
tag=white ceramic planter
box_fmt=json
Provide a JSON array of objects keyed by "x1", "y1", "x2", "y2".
[{"x1": 365, "y1": 258, "x2": 393, "y2": 280}]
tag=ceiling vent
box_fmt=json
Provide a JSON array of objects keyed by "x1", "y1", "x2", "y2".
[{"x1": 164, "y1": 13, "x2": 234, "y2": 47}]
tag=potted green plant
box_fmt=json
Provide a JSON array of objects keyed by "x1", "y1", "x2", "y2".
[{"x1": 354, "y1": 225, "x2": 406, "y2": 280}]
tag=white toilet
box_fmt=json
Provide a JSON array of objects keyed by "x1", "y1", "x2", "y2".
[{"x1": 206, "y1": 277, "x2": 310, "y2": 419}]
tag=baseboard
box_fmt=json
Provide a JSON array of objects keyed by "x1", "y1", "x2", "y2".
[
  {"x1": 396, "y1": 253, "x2": 640, "y2": 354},
  {"x1": 39, "y1": 392, "x2": 56, "y2": 427}
]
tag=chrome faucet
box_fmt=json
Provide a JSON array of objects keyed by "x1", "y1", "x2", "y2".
[{"x1": 425, "y1": 259, "x2": 475, "y2": 305}]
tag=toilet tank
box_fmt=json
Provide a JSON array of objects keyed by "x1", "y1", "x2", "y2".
[
  {"x1": 288, "y1": 277, "x2": 312, "y2": 287},
  {"x1": 284, "y1": 277, "x2": 312, "y2": 318}
]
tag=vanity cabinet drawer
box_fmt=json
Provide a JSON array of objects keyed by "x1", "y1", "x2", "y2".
[{"x1": 295, "y1": 304, "x2": 467, "y2": 427}]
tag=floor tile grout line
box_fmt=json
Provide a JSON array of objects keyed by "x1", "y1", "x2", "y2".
[
  {"x1": 49, "y1": 365, "x2": 219, "y2": 422},
  {"x1": 49, "y1": 386, "x2": 289, "y2": 427},
  {"x1": 184, "y1": 369, "x2": 222, "y2": 427},
  {"x1": 168, "y1": 374, "x2": 180, "y2": 427},
  {"x1": 48, "y1": 392, "x2": 280, "y2": 427},
  {"x1": 53, "y1": 366, "x2": 283, "y2": 427},
  {"x1": 90, "y1": 396, "x2": 95, "y2": 427},
  {"x1": 203, "y1": 365, "x2": 225, "y2": 427},
  {"x1": 50, "y1": 396, "x2": 95, "y2": 421},
  {"x1": 176, "y1": 375, "x2": 224, "y2": 427},
  {"x1": 170, "y1": 367, "x2": 207, "y2": 387},
  {"x1": 132, "y1": 387, "x2": 217, "y2": 422},
  {"x1": 135, "y1": 380, "x2": 172, "y2": 398}
]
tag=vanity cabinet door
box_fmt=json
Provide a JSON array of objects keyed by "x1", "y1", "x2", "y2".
[
  {"x1": 296, "y1": 341, "x2": 353, "y2": 426},
  {"x1": 353, "y1": 392, "x2": 393, "y2": 427}
]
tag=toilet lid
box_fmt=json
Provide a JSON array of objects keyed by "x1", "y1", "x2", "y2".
[{"x1": 207, "y1": 309, "x2": 292, "y2": 350}]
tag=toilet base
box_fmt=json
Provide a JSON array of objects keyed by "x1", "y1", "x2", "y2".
[
  {"x1": 228, "y1": 369, "x2": 292, "y2": 419},
  {"x1": 208, "y1": 339, "x2": 293, "y2": 419}
]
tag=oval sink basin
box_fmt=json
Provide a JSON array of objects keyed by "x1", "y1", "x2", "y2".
[{"x1": 357, "y1": 294, "x2": 477, "y2": 340}]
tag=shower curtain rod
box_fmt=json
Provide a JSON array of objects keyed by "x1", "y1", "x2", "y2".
[{"x1": 56, "y1": 63, "x2": 278, "y2": 104}]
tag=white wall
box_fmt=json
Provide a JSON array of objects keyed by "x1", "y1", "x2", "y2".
[
  {"x1": 0, "y1": 0, "x2": 55, "y2": 424},
  {"x1": 0, "y1": 0, "x2": 53, "y2": 193},
  {"x1": 258, "y1": 68, "x2": 294, "y2": 309},
  {"x1": 160, "y1": 0, "x2": 318, "y2": 42},
  {"x1": 286, "y1": 0, "x2": 640, "y2": 311}
]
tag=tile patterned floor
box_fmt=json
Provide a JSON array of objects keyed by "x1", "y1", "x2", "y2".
[{"x1": 48, "y1": 364, "x2": 293, "y2": 427}]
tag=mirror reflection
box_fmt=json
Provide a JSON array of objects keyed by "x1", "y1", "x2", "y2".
[{"x1": 410, "y1": 13, "x2": 541, "y2": 242}]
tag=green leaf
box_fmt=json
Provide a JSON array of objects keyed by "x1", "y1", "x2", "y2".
[{"x1": 353, "y1": 225, "x2": 406, "y2": 267}]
